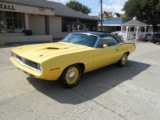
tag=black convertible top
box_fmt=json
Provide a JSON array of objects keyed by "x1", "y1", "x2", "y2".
[{"x1": 73, "y1": 31, "x2": 124, "y2": 43}]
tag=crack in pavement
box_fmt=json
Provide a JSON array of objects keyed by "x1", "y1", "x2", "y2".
[{"x1": 71, "y1": 88, "x2": 128, "y2": 120}]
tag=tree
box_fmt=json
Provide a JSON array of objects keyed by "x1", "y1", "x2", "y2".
[
  {"x1": 66, "y1": 1, "x2": 91, "y2": 14},
  {"x1": 123, "y1": 0, "x2": 160, "y2": 32}
]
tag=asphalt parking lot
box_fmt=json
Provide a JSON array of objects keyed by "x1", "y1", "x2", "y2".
[{"x1": 0, "y1": 41, "x2": 160, "y2": 120}]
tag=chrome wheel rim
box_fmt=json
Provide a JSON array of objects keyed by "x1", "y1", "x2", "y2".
[
  {"x1": 65, "y1": 67, "x2": 79, "y2": 85},
  {"x1": 121, "y1": 54, "x2": 127, "y2": 65}
]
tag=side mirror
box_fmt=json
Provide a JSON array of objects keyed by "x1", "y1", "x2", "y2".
[{"x1": 103, "y1": 44, "x2": 108, "y2": 48}]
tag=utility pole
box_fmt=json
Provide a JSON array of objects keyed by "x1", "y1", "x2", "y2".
[{"x1": 100, "y1": 0, "x2": 103, "y2": 31}]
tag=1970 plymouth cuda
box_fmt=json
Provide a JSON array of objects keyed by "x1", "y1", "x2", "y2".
[{"x1": 10, "y1": 32, "x2": 135, "y2": 88}]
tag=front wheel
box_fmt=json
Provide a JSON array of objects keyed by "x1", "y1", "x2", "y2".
[
  {"x1": 59, "y1": 65, "x2": 82, "y2": 88},
  {"x1": 117, "y1": 53, "x2": 128, "y2": 67}
]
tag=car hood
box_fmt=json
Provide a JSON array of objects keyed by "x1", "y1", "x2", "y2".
[{"x1": 12, "y1": 42, "x2": 89, "y2": 62}]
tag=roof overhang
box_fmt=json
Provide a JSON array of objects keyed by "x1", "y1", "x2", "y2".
[
  {"x1": 98, "y1": 24, "x2": 122, "y2": 26},
  {"x1": 121, "y1": 19, "x2": 148, "y2": 26},
  {"x1": 55, "y1": 14, "x2": 99, "y2": 21}
]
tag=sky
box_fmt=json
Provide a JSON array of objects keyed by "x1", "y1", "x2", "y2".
[{"x1": 47, "y1": 0, "x2": 128, "y2": 16}]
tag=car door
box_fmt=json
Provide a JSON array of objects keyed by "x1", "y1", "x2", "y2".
[{"x1": 93, "y1": 36, "x2": 121, "y2": 69}]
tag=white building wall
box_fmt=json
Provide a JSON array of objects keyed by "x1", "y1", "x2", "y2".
[
  {"x1": 49, "y1": 16, "x2": 70, "y2": 39},
  {"x1": 29, "y1": 15, "x2": 45, "y2": 35}
]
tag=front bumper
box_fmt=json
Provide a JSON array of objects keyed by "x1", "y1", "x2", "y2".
[
  {"x1": 10, "y1": 57, "x2": 42, "y2": 78},
  {"x1": 10, "y1": 57, "x2": 61, "y2": 81}
]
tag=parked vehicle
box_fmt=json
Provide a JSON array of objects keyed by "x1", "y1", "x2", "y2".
[
  {"x1": 145, "y1": 33, "x2": 153, "y2": 41},
  {"x1": 152, "y1": 32, "x2": 160, "y2": 44},
  {"x1": 139, "y1": 32, "x2": 153, "y2": 41},
  {"x1": 10, "y1": 32, "x2": 135, "y2": 88},
  {"x1": 111, "y1": 31, "x2": 122, "y2": 38}
]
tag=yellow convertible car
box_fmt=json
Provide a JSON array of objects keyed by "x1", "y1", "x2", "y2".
[{"x1": 10, "y1": 32, "x2": 135, "y2": 88}]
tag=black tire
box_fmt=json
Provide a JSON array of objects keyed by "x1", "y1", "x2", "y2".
[
  {"x1": 59, "y1": 65, "x2": 82, "y2": 88},
  {"x1": 117, "y1": 53, "x2": 128, "y2": 67},
  {"x1": 153, "y1": 41, "x2": 156, "y2": 44},
  {"x1": 152, "y1": 40, "x2": 156, "y2": 43}
]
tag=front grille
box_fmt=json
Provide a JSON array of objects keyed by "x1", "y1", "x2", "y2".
[
  {"x1": 12, "y1": 53, "x2": 41, "y2": 72},
  {"x1": 24, "y1": 59, "x2": 39, "y2": 70},
  {"x1": 16, "y1": 55, "x2": 22, "y2": 61}
]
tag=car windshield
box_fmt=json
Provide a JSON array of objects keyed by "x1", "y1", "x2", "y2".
[{"x1": 61, "y1": 33, "x2": 98, "y2": 47}]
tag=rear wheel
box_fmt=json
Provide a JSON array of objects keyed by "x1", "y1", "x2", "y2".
[
  {"x1": 117, "y1": 53, "x2": 128, "y2": 67},
  {"x1": 152, "y1": 39, "x2": 156, "y2": 43},
  {"x1": 59, "y1": 65, "x2": 82, "y2": 88}
]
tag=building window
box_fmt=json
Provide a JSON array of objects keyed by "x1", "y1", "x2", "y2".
[
  {"x1": 0, "y1": 11, "x2": 25, "y2": 33},
  {"x1": 62, "y1": 17, "x2": 97, "y2": 32}
]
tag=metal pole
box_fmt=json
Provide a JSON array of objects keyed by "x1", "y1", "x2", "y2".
[{"x1": 100, "y1": 0, "x2": 103, "y2": 31}]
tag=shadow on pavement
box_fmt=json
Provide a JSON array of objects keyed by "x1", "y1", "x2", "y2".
[{"x1": 27, "y1": 60, "x2": 150, "y2": 104}]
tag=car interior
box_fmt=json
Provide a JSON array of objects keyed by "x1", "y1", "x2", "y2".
[{"x1": 97, "y1": 36, "x2": 119, "y2": 48}]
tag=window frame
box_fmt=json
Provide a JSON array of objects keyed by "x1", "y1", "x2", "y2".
[
  {"x1": 61, "y1": 17, "x2": 97, "y2": 32},
  {"x1": 0, "y1": 11, "x2": 25, "y2": 33},
  {"x1": 98, "y1": 36, "x2": 120, "y2": 48}
]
